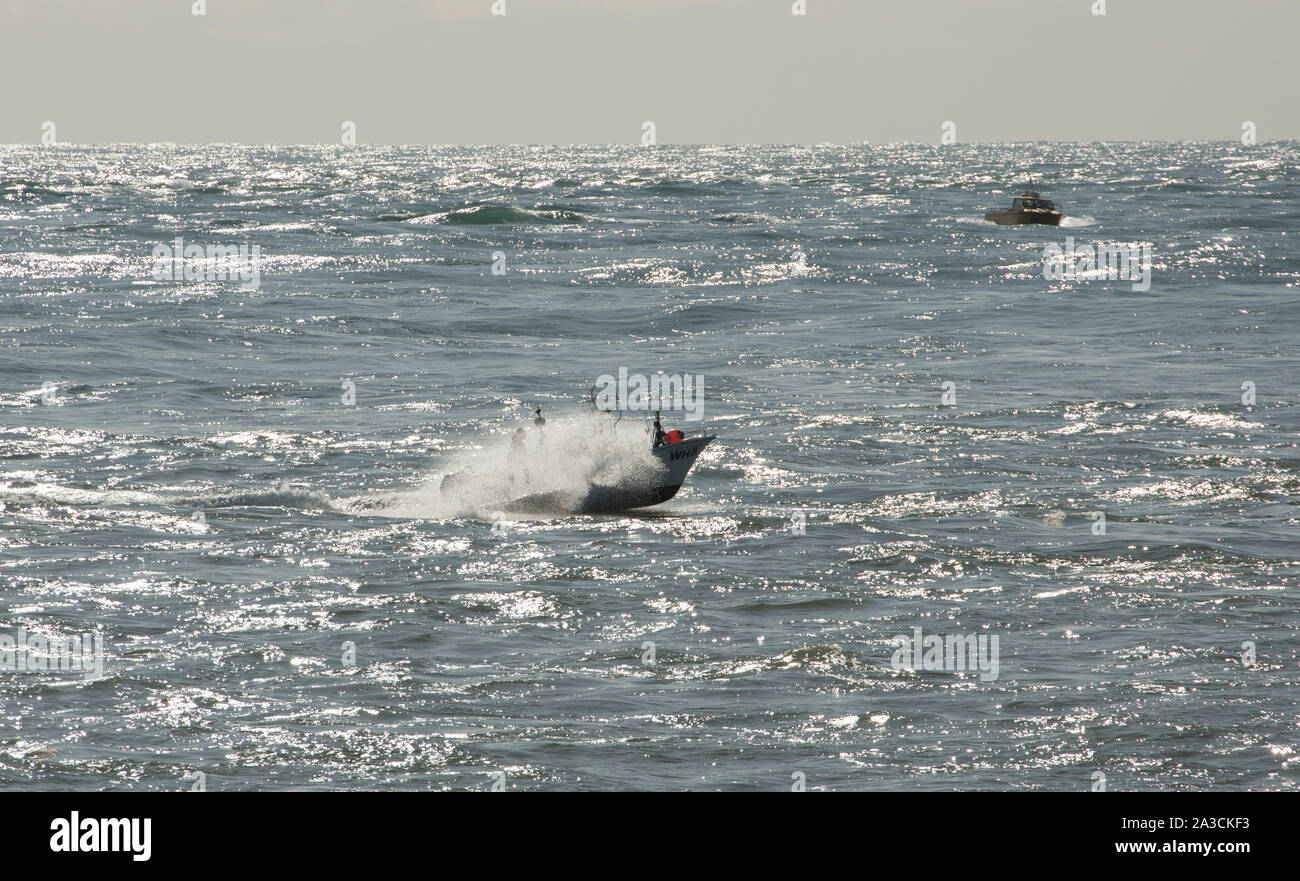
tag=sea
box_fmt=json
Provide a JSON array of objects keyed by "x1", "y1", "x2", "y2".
[{"x1": 1, "y1": 142, "x2": 1296, "y2": 790}]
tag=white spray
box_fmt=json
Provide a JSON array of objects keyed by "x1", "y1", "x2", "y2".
[{"x1": 350, "y1": 410, "x2": 667, "y2": 519}]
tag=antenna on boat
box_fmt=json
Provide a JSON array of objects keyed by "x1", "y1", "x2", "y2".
[{"x1": 589, "y1": 385, "x2": 622, "y2": 427}]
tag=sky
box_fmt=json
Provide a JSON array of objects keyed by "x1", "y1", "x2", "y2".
[{"x1": 1, "y1": 0, "x2": 1296, "y2": 144}]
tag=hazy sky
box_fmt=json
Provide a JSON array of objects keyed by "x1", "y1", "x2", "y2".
[{"x1": 2, "y1": 0, "x2": 1296, "y2": 144}]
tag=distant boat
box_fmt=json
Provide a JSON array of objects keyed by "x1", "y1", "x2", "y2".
[{"x1": 985, "y1": 189, "x2": 1062, "y2": 226}]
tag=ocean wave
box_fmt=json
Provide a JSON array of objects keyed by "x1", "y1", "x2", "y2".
[
  {"x1": 412, "y1": 204, "x2": 588, "y2": 226},
  {"x1": 194, "y1": 486, "x2": 337, "y2": 511},
  {"x1": 1, "y1": 179, "x2": 65, "y2": 203},
  {"x1": 703, "y1": 212, "x2": 777, "y2": 225}
]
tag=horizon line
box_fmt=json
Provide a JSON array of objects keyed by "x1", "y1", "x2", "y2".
[{"x1": 3, "y1": 139, "x2": 1295, "y2": 149}]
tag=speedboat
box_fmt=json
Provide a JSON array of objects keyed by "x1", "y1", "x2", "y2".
[
  {"x1": 440, "y1": 410, "x2": 715, "y2": 515},
  {"x1": 985, "y1": 189, "x2": 1062, "y2": 226},
  {"x1": 508, "y1": 432, "x2": 714, "y2": 514}
]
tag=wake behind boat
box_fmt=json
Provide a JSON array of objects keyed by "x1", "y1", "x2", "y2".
[{"x1": 439, "y1": 408, "x2": 714, "y2": 515}]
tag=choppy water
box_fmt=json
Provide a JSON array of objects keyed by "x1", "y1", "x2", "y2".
[{"x1": 1, "y1": 143, "x2": 1297, "y2": 790}]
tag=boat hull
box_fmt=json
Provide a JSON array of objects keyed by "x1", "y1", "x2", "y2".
[
  {"x1": 460, "y1": 435, "x2": 717, "y2": 515},
  {"x1": 573, "y1": 435, "x2": 715, "y2": 513},
  {"x1": 985, "y1": 210, "x2": 1062, "y2": 226}
]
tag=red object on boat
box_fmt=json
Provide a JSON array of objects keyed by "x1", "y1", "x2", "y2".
[{"x1": 664, "y1": 430, "x2": 684, "y2": 444}]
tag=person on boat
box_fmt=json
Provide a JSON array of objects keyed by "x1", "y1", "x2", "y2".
[
  {"x1": 652, "y1": 411, "x2": 685, "y2": 448},
  {"x1": 533, "y1": 407, "x2": 546, "y2": 445},
  {"x1": 506, "y1": 426, "x2": 532, "y2": 487}
]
